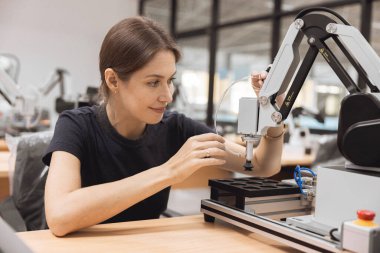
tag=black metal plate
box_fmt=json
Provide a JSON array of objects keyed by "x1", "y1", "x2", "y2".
[{"x1": 209, "y1": 177, "x2": 300, "y2": 198}]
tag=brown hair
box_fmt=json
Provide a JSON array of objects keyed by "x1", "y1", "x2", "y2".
[{"x1": 99, "y1": 16, "x2": 181, "y2": 101}]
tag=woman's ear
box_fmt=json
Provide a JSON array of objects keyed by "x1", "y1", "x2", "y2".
[{"x1": 104, "y1": 68, "x2": 119, "y2": 93}]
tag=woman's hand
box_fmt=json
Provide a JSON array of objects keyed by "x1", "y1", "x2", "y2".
[
  {"x1": 251, "y1": 67, "x2": 285, "y2": 106},
  {"x1": 251, "y1": 70, "x2": 268, "y2": 96},
  {"x1": 164, "y1": 133, "x2": 227, "y2": 184}
]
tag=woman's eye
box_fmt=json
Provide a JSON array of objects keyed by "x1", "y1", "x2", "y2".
[
  {"x1": 168, "y1": 77, "x2": 175, "y2": 86},
  {"x1": 168, "y1": 77, "x2": 176, "y2": 85},
  {"x1": 148, "y1": 80, "x2": 160, "y2": 87}
]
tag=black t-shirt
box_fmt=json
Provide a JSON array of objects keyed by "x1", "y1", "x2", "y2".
[{"x1": 42, "y1": 105, "x2": 212, "y2": 223}]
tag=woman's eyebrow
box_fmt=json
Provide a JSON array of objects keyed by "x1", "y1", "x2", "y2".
[
  {"x1": 145, "y1": 71, "x2": 176, "y2": 78},
  {"x1": 145, "y1": 74, "x2": 164, "y2": 78}
]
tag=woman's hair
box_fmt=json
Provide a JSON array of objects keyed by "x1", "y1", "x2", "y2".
[{"x1": 99, "y1": 16, "x2": 181, "y2": 101}]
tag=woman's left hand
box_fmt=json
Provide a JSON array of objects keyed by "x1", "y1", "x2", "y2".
[{"x1": 251, "y1": 68, "x2": 285, "y2": 106}]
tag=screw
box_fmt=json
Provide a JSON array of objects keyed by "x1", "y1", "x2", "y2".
[
  {"x1": 259, "y1": 96, "x2": 268, "y2": 105},
  {"x1": 326, "y1": 23, "x2": 337, "y2": 33},
  {"x1": 308, "y1": 37, "x2": 315, "y2": 44},
  {"x1": 271, "y1": 112, "x2": 282, "y2": 123},
  {"x1": 294, "y1": 19, "x2": 304, "y2": 30}
]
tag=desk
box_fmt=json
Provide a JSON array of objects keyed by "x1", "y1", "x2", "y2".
[
  {"x1": 0, "y1": 139, "x2": 8, "y2": 151},
  {"x1": 18, "y1": 215, "x2": 301, "y2": 253}
]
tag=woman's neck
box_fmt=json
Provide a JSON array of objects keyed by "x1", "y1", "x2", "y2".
[{"x1": 105, "y1": 102, "x2": 146, "y2": 140}]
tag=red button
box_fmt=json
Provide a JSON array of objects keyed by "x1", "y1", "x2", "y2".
[{"x1": 357, "y1": 210, "x2": 376, "y2": 221}]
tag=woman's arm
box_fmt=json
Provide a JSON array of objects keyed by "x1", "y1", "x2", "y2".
[
  {"x1": 45, "y1": 133, "x2": 227, "y2": 236},
  {"x1": 221, "y1": 126, "x2": 284, "y2": 177},
  {"x1": 45, "y1": 151, "x2": 172, "y2": 236}
]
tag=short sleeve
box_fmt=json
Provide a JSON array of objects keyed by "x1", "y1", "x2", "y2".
[
  {"x1": 42, "y1": 111, "x2": 86, "y2": 166},
  {"x1": 176, "y1": 113, "x2": 214, "y2": 139}
]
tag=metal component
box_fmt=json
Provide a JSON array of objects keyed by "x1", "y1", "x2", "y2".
[
  {"x1": 326, "y1": 23, "x2": 337, "y2": 33},
  {"x1": 243, "y1": 160, "x2": 253, "y2": 171},
  {"x1": 271, "y1": 111, "x2": 282, "y2": 123},
  {"x1": 302, "y1": 177, "x2": 313, "y2": 186},
  {"x1": 238, "y1": 97, "x2": 259, "y2": 135},
  {"x1": 241, "y1": 135, "x2": 261, "y2": 171},
  {"x1": 244, "y1": 194, "x2": 312, "y2": 219},
  {"x1": 305, "y1": 190, "x2": 315, "y2": 202},
  {"x1": 259, "y1": 96, "x2": 268, "y2": 105},
  {"x1": 294, "y1": 19, "x2": 304, "y2": 30},
  {"x1": 312, "y1": 175, "x2": 317, "y2": 187},
  {"x1": 201, "y1": 200, "x2": 341, "y2": 253},
  {"x1": 308, "y1": 37, "x2": 315, "y2": 44}
]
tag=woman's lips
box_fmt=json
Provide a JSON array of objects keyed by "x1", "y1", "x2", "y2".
[{"x1": 150, "y1": 107, "x2": 166, "y2": 113}]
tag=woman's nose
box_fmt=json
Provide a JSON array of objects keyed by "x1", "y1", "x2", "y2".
[{"x1": 158, "y1": 84, "x2": 173, "y2": 103}]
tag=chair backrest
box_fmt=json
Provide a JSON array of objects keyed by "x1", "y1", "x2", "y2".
[{"x1": 1, "y1": 131, "x2": 53, "y2": 231}]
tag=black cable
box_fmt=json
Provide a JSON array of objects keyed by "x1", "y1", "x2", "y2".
[
  {"x1": 295, "y1": 7, "x2": 351, "y2": 26},
  {"x1": 329, "y1": 228, "x2": 340, "y2": 242}
]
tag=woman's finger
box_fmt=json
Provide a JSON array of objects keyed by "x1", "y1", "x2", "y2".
[
  {"x1": 196, "y1": 147, "x2": 227, "y2": 159},
  {"x1": 259, "y1": 70, "x2": 268, "y2": 80},
  {"x1": 190, "y1": 133, "x2": 225, "y2": 143},
  {"x1": 196, "y1": 141, "x2": 225, "y2": 151}
]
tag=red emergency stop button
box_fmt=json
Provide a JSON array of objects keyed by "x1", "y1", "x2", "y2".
[{"x1": 357, "y1": 210, "x2": 375, "y2": 221}]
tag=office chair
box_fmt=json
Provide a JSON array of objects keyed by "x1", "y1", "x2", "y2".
[{"x1": 0, "y1": 132, "x2": 52, "y2": 231}]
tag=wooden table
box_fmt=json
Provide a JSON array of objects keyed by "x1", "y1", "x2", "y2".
[
  {"x1": 18, "y1": 215, "x2": 301, "y2": 253},
  {"x1": 0, "y1": 139, "x2": 8, "y2": 151}
]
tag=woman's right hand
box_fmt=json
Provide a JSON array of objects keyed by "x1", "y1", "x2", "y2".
[{"x1": 164, "y1": 133, "x2": 227, "y2": 184}]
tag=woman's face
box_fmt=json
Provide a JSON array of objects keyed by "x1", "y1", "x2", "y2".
[{"x1": 116, "y1": 50, "x2": 176, "y2": 125}]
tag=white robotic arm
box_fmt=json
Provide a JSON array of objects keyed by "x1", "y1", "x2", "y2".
[
  {"x1": 0, "y1": 66, "x2": 38, "y2": 129},
  {"x1": 238, "y1": 7, "x2": 380, "y2": 170}
]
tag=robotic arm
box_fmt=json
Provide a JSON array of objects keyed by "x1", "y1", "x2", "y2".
[
  {"x1": 0, "y1": 57, "x2": 70, "y2": 130},
  {"x1": 238, "y1": 7, "x2": 380, "y2": 170},
  {"x1": 0, "y1": 64, "x2": 38, "y2": 129}
]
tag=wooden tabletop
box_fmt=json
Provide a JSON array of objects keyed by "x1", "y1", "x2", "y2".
[
  {"x1": 18, "y1": 215, "x2": 301, "y2": 253},
  {"x1": 0, "y1": 139, "x2": 8, "y2": 151}
]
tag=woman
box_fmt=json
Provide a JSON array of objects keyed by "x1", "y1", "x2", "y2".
[{"x1": 43, "y1": 16, "x2": 284, "y2": 236}]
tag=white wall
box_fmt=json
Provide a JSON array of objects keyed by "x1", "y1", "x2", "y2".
[{"x1": 0, "y1": 0, "x2": 137, "y2": 122}]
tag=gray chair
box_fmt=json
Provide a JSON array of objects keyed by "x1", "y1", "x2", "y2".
[{"x1": 0, "y1": 132, "x2": 52, "y2": 231}]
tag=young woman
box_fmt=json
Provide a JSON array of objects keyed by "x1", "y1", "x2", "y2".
[{"x1": 43, "y1": 16, "x2": 284, "y2": 236}]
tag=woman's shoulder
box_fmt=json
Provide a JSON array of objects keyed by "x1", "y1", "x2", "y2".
[
  {"x1": 59, "y1": 105, "x2": 99, "y2": 122},
  {"x1": 54, "y1": 106, "x2": 100, "y2": 133},
  {"x1": 60, "y1": 105, "x2": 98, "y2": 117},
  {"x1": 159, "y1": 110, "x2": 213, "y2": 135},
  {"x1": 161, "y1": 110, "x2": 188, "y2": 123},
  {"x1": 161, "y1": 110, "x2": 209, "y2": 128}
]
